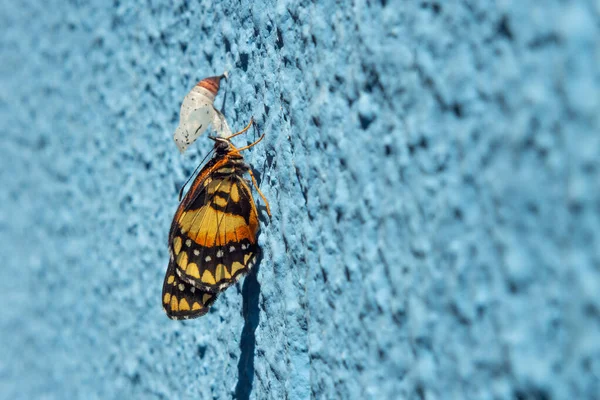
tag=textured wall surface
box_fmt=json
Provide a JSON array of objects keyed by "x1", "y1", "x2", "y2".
[{"x1": 1, "y1": 1, "x2": 599, "y2": 399}]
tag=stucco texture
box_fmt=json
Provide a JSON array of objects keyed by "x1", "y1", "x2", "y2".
[{"x1": 1, "y1": 1, "x2": 599, "y2": 399}]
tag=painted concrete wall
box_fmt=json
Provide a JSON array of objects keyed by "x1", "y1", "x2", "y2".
[{"x1": 1, "y1": 1, "x2": 598, "y2": 399}]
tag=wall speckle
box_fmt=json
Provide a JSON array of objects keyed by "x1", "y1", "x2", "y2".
[{"x1": 1, "y1": 0, "x2": 598, "y2": 399}]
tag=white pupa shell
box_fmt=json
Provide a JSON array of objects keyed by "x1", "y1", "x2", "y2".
[
  {"x1": 211, "y1": 109, "x2": 232, "y2": 139},
  {"x1": 173, "y1": 74, "x2": 231, "y2": 153}
]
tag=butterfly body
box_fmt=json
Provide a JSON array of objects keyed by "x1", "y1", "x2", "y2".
[{"x1": 163, "y1": 126, "x2": 268, "y2": 320}]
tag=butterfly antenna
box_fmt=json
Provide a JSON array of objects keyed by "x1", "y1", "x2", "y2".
[{"x1": 178, "y1": 148, "x2": 215, "y2": 201}]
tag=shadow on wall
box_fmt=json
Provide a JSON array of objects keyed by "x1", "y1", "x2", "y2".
[{"x1": 235, "y1": 257, "x2": 262, "y2": 400}]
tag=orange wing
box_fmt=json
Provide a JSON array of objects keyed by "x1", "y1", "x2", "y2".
[{"x1": 168, "y1": 154, "x2": 259, "y2": 293}]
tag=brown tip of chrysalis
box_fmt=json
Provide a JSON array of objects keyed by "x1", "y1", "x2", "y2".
[{"x1": 196, "y1": 75, "x2": 223, "y2": 96}]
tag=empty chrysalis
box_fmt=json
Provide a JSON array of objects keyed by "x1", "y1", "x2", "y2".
[{"x1": 173, "y1": 72, "x2": 232, "y2": 153}]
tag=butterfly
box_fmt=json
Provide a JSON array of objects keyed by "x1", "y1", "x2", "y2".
[{"x1": 163, "y1": 118, "x2": 270, "y2": 319}]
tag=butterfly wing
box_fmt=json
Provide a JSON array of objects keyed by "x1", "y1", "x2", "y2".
[
  {"x1": 162, "y1": 259, "x2": 217, "y2": 319},
  {"x1": 169, "y1": 170, "x2": 259, "y2": 293}
]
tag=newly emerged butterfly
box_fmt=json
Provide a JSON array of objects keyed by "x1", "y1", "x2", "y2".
[
  {"x1": 163, "y1": 118, "x2": 271, "y2": 319},
  {"x1": 173, "y1": 73, "x2": 233, "y2": 153}
]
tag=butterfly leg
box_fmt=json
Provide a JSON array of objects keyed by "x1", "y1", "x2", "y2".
[
  {"x1": 248, "y1": 169, "x2": 271, "y2": 217},
  {"x1": 224, "y1": 117, "x2": 254, "y2": 140},
  {"x1": 237, "y1": 132, "x2": 265, "y2": 151}
]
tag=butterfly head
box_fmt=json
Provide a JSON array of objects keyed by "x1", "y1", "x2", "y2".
[
  {"x1": 208, "y1": 118, "x2": 263, "y2": 156},
  {"x1": 209, "y1": 136, "x2": 236, "y2": 155}
]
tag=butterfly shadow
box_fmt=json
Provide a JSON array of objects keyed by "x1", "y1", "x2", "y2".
[{"x1": 234, "y1": 250, "x2": 263, "y2": 400}]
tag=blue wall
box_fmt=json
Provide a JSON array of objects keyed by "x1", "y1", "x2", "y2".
[{"x1": 1, "y1": 1, "x2": 599, "y2": 399}]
